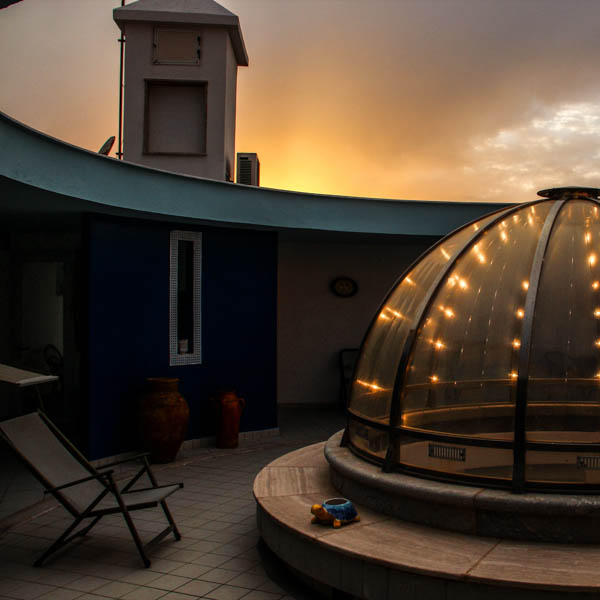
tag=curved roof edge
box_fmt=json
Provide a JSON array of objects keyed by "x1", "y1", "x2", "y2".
[{"x1": 0, "y1": 112, "x2": 512, "y2": 236}]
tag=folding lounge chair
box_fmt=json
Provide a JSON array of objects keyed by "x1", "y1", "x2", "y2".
[{"x1": 0, "y1": 411, "x2": 183, "y2": 568}]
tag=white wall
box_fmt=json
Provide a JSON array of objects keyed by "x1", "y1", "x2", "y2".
[
  {"x1": 277, "y1": 235, "x2": 436, "y2": 405},
  {"x1": 122, "y1": 23, "x2": 234, "y2": 180},
  {"x1": 223, "y1": 38, "x2": 238, "y2": 181}
]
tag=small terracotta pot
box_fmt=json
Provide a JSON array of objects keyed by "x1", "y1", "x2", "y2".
[{"x1": 139, "y1": 378, "x2": 189, "y2": 463}]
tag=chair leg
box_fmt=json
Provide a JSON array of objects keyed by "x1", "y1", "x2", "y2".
[
  {"x1": 120, "y1": 506, "x2": 151, "y2": 568},
  {"x1": 34, "y1": 516, "x2": 81, "y2": 567},
  {"x1": 34, "y1": 514, "x2": 103, "y2": 567},
  {"x1": 160, "y1": 500, "x2": 181, "y2": 541},
  {"x1": 145, "y1": 457, "x2": 182, "y2": 542},
  {"x1": 107, "y1": 473, "x2": 151, "y2": 568},
  {"x1": 79, "y1": 515, "x2": 102, "y2": 537}
]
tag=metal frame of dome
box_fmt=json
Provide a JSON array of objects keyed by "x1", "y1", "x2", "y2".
[{"x1": 344, "y1": 187, "x2": 600, "y2": 493}]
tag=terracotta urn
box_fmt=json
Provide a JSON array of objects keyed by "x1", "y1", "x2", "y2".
[
  {"x1": 139, "y1": 377, "x2": 189, "y2": 463},
  {"x1": 214, "y1": 390, "x2": 245, "y2": 448}
]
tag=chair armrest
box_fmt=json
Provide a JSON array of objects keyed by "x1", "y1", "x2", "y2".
[
  {"x1": 97, "y1": 453, "x2": 150, "y2": 469},
  {"x1": 44, "y1": 470, "x2": 114, "y2": 495}
]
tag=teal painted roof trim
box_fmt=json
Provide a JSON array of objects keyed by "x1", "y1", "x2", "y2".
[{"x1": 0, "y1": 112, "x2": 512, "y2": 235}]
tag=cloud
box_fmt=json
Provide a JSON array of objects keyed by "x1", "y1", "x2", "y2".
[
  {"x1": 464, "y1": 102, "x2": 600, "y2": 201},
  {"x1": 230, "y1": 0, "x2": 600, "y2": 202},
  {"x1": 3, "y1": 0, "x2": 600, "y2": 203}
]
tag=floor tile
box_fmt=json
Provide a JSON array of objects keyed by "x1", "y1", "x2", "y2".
[
  {"x1": 117, "y1": 570, "x2": 164, "y2": 586},
  {"x1": 121, "y1": 586, "x2": 166, "y2": 600},
  {"x1": 0, "y1": 581, "x2": 57, "y2": 599},
  {"x1": 93, "y1": 580, "x2": 139, "y2": 598},
  {"x1": 204, "y1": 532, "x2": 239, "y2": 544},
  {"x1": 186, "y1": 540, "x2": 222, "y2": 553},
  {"x1": 0, "y1": 407, "x2": 346, "y2": 600},
  {"x1": 147, "y1": 558, "x2": 187, "y2": 574},
  {"x1": 190, "y1": 554, "x2": 231, "y2": 569},
  {"x1": 204, "y1": 584, "x2": 250, "y2": 600},
  {"x1": 66, "y1": 575, "x2": 111, "y2": 593},
  {"x1": 256, "y1": 580, "x2": 285, "y2": 594},
  {"x1": 159, "y1": 593, "x2": 200, "y2": 600},
  {"x1": 146, "y1": 573, "x2": 191, "y2": 591},
  {"x1": 237, "y1": 591, "x2": 283, "y2": 600},
  {"x1": 36, "y1": 589, "x2": 83, "y2": 600},
  {"x1": 218, "y1": 558, "x2": 258, "y2": 573},
  {"x1": 162, "y1": 549, "x2": 205, "y2": 563},
  {"x1": 175, "y1": 579, "x2": 220, "y2": 596},
  {"x1": 197, "y1": 568, "x2": 238, "y2": 584},
  {"x1": 225, "y1": 572, "x2": 269, "y2": 590}
]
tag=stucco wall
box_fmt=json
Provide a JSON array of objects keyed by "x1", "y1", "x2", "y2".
[
  {"x1": 277, "y1": 235, "x2": 437, "y2": 405},
  {"x1": 223, "y1": 37, "x2": 238, "y2": 181},
  {"x1": 87, "y1": 215, "x2": 277, "y2": 460},
  {"x1": 122, "y1": 23, "x2": 231, "y2": 180}
]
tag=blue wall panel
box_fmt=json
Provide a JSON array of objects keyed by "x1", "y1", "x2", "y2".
[{"x1": 87, "y1": 216, "x2": 277, "y2": 460}]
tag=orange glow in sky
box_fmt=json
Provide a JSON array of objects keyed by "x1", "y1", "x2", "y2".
[{"x1": 2, "y1": 0, "x2": 600, "y2": 203}]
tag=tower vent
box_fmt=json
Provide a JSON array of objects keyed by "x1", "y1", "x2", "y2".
[{"x1": 237, "y1": 153, "x2": 260, "y2": 186}]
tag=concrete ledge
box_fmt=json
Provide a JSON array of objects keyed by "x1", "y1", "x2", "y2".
[
  {"x1": 91, "y1": 427, "x2": 281, "y2": 468},
  {"x1": 254, "y1": 436, "x2": 600, "y2": 598},
  {"x1": 325, "y1": 431, "x2": 600, "y2": 543},
  {"x1": 180, "y1": 427, "x2": 280, "y2": 450}
]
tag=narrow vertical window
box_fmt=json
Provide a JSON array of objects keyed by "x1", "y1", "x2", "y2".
[{"x1": 170, "y1": 231, "x2": 202, "y2": 365}]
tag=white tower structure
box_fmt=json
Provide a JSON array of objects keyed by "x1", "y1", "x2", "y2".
[{"x1": 114, "y1": 0, "x2": 248, "y2": 181}]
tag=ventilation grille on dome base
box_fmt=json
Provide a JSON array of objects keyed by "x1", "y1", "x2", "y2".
[
  {"x1": 428, "y1": 443, "x2": 466, "y2": 462},
  {"x1": 577, "y1": 456, "x2": 600, "y2": 470}
]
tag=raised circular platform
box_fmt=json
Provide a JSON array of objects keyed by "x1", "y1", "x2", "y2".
[
  {"x1": 254, "y1": 432, "x2": 600, "y2": 599},
  {"x1": 327, "y1": 431, "x2": 600, "y2": 543}
]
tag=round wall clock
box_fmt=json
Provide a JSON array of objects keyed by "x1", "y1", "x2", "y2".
[{"x1": 331, "y1": 277, "x2": 358, "y2": 298}]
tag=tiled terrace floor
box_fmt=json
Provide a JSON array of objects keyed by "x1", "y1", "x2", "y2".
[{"x1": 0, "y1": 405, "x2": 345, "y2": 600}]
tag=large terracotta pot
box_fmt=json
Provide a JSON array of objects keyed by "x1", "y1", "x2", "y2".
[
  {"x1": 139, "y1": 377, "x2": 189, "y2": 463},
  {"x1": 214, "y1": 390, "x2": 245, "y2": 448}
]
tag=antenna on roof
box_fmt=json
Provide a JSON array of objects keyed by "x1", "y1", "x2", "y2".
[
  {"x1": 98, "y1": 136, "x2": 115, "y2": 156},
  {"x1": 117, "y1": 0, "x2": 125, "y2": 159},
  {"x1": 0, "y1": 0, "x2": 23, "y2": 8}
]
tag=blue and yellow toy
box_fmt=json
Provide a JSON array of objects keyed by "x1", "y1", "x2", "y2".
[{"x1": 311, "y1": 498, "x2": 360, "y2": 528}]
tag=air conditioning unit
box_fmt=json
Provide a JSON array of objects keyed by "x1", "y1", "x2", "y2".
[{"x1": 236, "y1": 153, "x2": 260, "y2": 186}]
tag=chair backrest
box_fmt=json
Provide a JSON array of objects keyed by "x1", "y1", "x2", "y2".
[
  {"x1": 340, "y1": 349, "x2": 359, "y2": 381},
  {"x1": 0, "y1": 412, "x2": 106, "y2": 513},
  {"x1": 339, "y1": 348, "x2": 359, "y2": 406}
]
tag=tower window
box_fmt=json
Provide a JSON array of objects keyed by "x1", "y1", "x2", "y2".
[
  {"x1": 153, "y1": 28, "x2": 201, "y2": 65},
  {"x1": 144, "y1": 81, "x2": 207, "y2": 155}
]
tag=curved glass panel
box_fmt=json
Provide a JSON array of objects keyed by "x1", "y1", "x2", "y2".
[
  {"x1": 346, "y1": 195, "x2": 600, "y2": 489},
  {"x1": 348, "y1": 209, "x2": 511, "y2": 425},
  {"x1": 526, "y1": 450, "x2": 600, "y2": 485},
  {"x1": 398, "y1": 436, "x2": 514, "y2": 481},
  {"x1": 348, "y1": 421, "x2": 387, "y2": 459},
  {"x1": 527, "y1": 201, "x2": 600, "y2": 452},
  {"x1": 400, "y1": 201, "x2": 552, "y2": 458}
]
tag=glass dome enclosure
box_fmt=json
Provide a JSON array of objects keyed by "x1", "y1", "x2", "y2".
[{"x1": 346, "y1": 187, "x2": 600, "y2": 492}]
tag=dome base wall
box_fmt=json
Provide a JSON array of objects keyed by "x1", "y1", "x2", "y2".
[{"x1": 327, "y1": 430, "x2": 600, "y2": 543}]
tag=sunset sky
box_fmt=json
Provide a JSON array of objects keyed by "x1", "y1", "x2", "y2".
[{"x1": 1, "y1": 0, "x2": 600, "y2": 203}]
